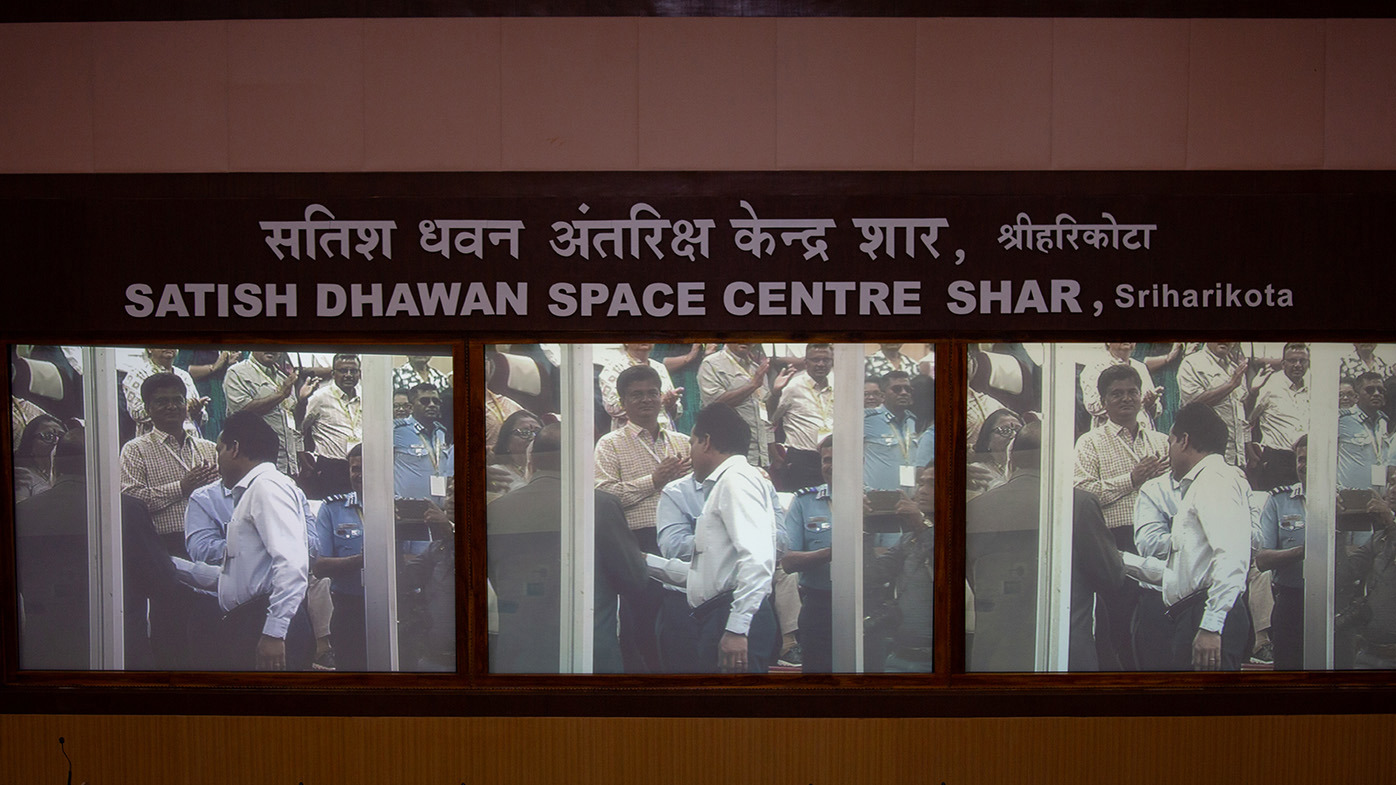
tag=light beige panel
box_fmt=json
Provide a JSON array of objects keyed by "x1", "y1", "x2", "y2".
[
  {"x1": 0, "y1": 23, "x2": 95, "y2": 173},
  {"x1": 775, "y1": 18, "x2": 916, "y2": 169},
  {"x1": 363, "y1": 18, "x2": 505, "y2": 171},
  {"x1": 92, "y1": 21, "x2": 229, "y2": 172},
  {"x1": 500, "y1": 18, "x2": 639, "y2": 170},
  {"x1": 914, "y1": 18, "x2": 1054, "y2": 170},
  {"x1": 1052, "y1": 18, "x2": 1190, "y2": 170},
  {"x1": 2, "y1": 18, "x2": 1395, "y2": 172},
  {"x1": 1187, "y1": 19, "x2": 1326, "y2": 170},
  {"x1": 227, "y1": 19, "x2": 366, "y2": 171},
  {"x1": 0, "y1": 713, "x2": 1389, "y2": 784},
  {"x1": 1325, "y1": 18, "x2": 1396, "y2": 169},
  {"x1": 638, "y1": 18, "x2": 778, "y2": 170}
]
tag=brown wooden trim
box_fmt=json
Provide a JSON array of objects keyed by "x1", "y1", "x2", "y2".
[{"x1": 0, "y1": 1, "x2": 1386, "y2": 24}]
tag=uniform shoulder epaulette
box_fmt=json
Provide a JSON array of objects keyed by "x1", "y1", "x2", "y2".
[
  {"x1": 1269, "y1": 484, "x2": 1295, "y2": 495},
  {"x1": 323, "y1": 492, "x2": 351, "y2": 503},
  {"x1": 795, "y1": 485, "x2": 821, "y2": 496}
]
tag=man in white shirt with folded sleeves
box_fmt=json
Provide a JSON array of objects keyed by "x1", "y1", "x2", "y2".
[
  {"x1": 685, "y1": 403, "x2": 779, "y2": 674},
  {"x1": 1162, "y1": 402, "x2": 1253, "y2": 671},
  {"x1": 214, "y1": 410, "x2": 313, "y2": 671}
]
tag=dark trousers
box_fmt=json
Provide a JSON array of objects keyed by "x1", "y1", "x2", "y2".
[
  {"x1": 619, "y1": 527, "x2": 664, "y2": 673},
  {"x1": 656, "y1": 589, "x2": 704, "y2": 673},
  {"x1": 1103, "y1": 526, "x2": 1139, "y2": 669},
  {"x1": 1131, "y1": 589, "x2": 1174, "y2": 671},
  {"x1": 302, "y1": 456, "x2": 351, "y2": 500},
  {"x1": 1271, "y1": 583, "x2": 1305, "y2": 671},
  {"x1": 1255, "y1": 447, "x2": 1298, "y2": 492},
  {"x1": 694, "y1": 594, "x2": 778, "y2": 674},
  {"x1": 159, "y1": 531, "x2": 189, "y2": 561},
  {"x1": 331, "y1": 591, "x2": 367, "y2": 672},
  {"x1": 783, "y1": 448, "x2": 825, "y2": 491},
  {"x1": 218, "y1": 594, "x2": 314, "y2": 671},
  {"x1": 797, "y1": 587, "x2": 833, "y2": 673},
  {"x1": 1168, "y1": 594, "x2": 1251, "y2": 671}
]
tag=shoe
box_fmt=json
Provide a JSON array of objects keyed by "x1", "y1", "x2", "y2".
[
  {"x1": 1249, "y1": 642, "x2": 1273, "y2": 665},
  {"x1": 313, "y1": 648, "x2": 337, "y2": 671},
  {"x1": 778, "y1": 644, "x2": 803, "y2": 667}
]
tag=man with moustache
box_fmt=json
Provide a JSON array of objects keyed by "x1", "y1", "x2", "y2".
[
  {"x1": 214, "y1": 411, "x2": 313, "y2": 671},
  {"x1": 120, "y1": 373, "x2": 220, "y2": 558},
  {"x1": 1178, "y1": 342, "x2": 1250, "y2": 467},
  {"x1": 1073, "y1": 364, "x2": 1170, "y2": 669},
  {"x1": 1255, "y1": 435, "x2": 1309, "y2": 670},
  {"x1": 865, "y1": 371, "x2": 920, "y2": 548},
  {"x1": 598, "y1": 343, "x2": 683, "y2": 432},
  {"x1": 1080, "y1": 342, "x2": 1160, "y2": 431},
  {"x1": 1161, "y1": 402, "x2": 1253, "y2": 671},
  {"x1": 300, "y1": 353, "x2": 363, "y2": 498},
  {"x1": 123, "y1": 347, "x2": 206, "y2": 438},
  {"x1": 1338, "y1": 371, "x2": 1390, "y2": 493},
  {"x1": 698, "y1": 343, "x2": 772, "y2": 468},
  {"x1": 395, "y1": 382, "x2": 451, "y2": 506},
  {"x1": 779, "y1": 436, "x2": 836, "y2": 672},
  {"x1": 225, "y1": 350, "x2": 315, "y2": 476},
  {"x1": 772, "y1": 343, "x2": 835, "y2": 490},
  {"x1": 685, "y1": 404, "x2": 779, "y2": 674},
  {"x1": 1247, "y1": 343, "x2": 1311, "y2": 491},
  {"x1": 594, "y1": 364, "x2": 691, "y2": 672}
]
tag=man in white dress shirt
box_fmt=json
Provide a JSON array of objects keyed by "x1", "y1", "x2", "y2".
[
  {"x1": 214, "y1": 410, "x2": 313, "y2": 671},
  {"x1": 1163, "y1": 402, "x2": 1253, "y2": 671},
  {"x1": 686, "y1": 404, "x2": 779, "y2": 674}
]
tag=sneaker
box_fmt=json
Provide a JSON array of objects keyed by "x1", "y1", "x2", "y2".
[
  {"x1": 778, "y1": 644, "x2": 803, "y2": 667},
  {"x1": 313, "y1": 648, "x2": 337, "y2": 671},
  {"x1": 1249, "y1": 642, "x2": 1273, "y2": 665}
]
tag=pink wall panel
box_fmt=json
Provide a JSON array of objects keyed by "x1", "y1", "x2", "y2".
[
  {"x1": 363, "y1": 19, "x2": 504, "y2": 171},
  {"x1": 1325, "y1": 19, "x2": 1396, "y2": 169},
  {"x1": 775, "y1": 18, "x2": 916, "y2": 169},
  {"x1": 0, "y1": 24, "x2": 95, "y2": 173},
  {"x1": 92, "y1": 21, "x2": 229, "y2": 172},
  {"x1": 638, "y1": 18, "x2": 777, "y2": 170},
  {"x1": 1187, "y1": 19, "x2": 1326, "y2": 170},
  {"x1": 227, "y1": 19, "x2": 366, "y2": 171},
  {"x1": 0, "y1": 18, "x2": 1391, "y2": 174},
  {"x1": 914, "y1": 18, "x2": 1054, "y2": 170},
  {"x1": 1052, "y1": 19, "x2": 1189, "y2": 170},
  {"x1": 500, "y1": 18, "x2": 639, "y2": 170}
]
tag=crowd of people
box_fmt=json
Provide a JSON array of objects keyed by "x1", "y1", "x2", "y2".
[
  {"x1": 13, "y1": 347, "x2": 456, "y2": 672},
  {"x1": 968, "y1": 341, "x2": 1396, "y2": 672},
  {"x1": 487, "y1": 343, "x2": 937, "y2": 674},
  {"x1": 16, "y1": 339, "x2": 1396, "y2": 675}
]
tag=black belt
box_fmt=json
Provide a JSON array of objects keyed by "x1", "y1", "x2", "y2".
[
  {"x1": 1163, "y1": 588, "x2": 1209, "y2": 624},
  {"x1": 690, "y1": 590, "x2": 734, "y2": 624}
]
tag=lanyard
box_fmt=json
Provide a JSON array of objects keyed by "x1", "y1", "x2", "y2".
[
  {"x1": 158, "y1": 434, "x2": 194, "y2": 472},
  {"x1": 1108, "y1": 424, "x2": 1151, "y2": 464},
  {"x1": 629, "y1": 427, "x2": 675, "y2": 464},
  {"x1": 335, "y1": 388, "x2": 362, "y2": 433},
  {"x1": 417, "y1": 426, "x2": 442, "y2": 471},
  {"x1": 814, "y1": 387, "x2": 834, "y2": 439},
  {"x1": 888, "y1": 415, "x2": 913, "y2": 462}
]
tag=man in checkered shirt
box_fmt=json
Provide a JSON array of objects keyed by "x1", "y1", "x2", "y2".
[
  {"x1": 120, "y1": 372, "x2": 220, "y2": 558},
  {"x1": 1073, "y1": 363, "x2": 1170, "y2": 670},
  {"x1": 594, "y1": 363, "x2": 691, "y2": 672}
]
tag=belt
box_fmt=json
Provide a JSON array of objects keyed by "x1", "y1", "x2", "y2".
[
  {"x1": 690, "y1": 590, "x2": 734, "y2": 624},
  {"x1": 1164, "y1": 588, "x2": 1209, "y2": 624}
]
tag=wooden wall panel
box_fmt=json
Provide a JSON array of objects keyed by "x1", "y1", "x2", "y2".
[{"x1": 0, "y1": 713, "x2": 1389, "y2": 784}]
